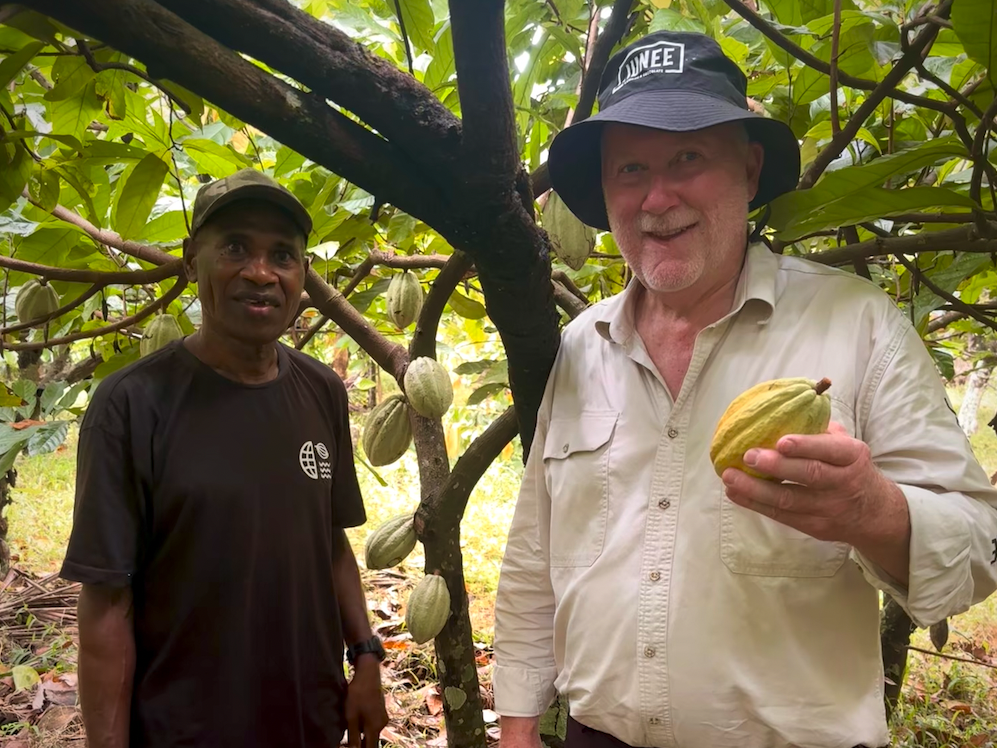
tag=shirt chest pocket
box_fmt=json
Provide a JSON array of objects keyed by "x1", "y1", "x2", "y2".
[
  {"x1": 718, "y1": 397, "x2": 856, "y2": 578},
  {"x1": 543, "y1": 412, "x2": 619, "y2": 568}
]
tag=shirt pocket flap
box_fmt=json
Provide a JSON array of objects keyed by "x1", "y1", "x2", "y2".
[{"x1": 543, "y1": 412, "x2": 619, "y2": 461}]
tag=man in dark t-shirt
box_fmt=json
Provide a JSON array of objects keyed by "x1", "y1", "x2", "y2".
[{"x1": 60, "y1": 169, "x2": 389, "y2": 747}]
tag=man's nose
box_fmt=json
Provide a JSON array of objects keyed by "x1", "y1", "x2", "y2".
[
  {"x1": 240, "y1": 255, "x2": 278, "y2": 284},
  {"x1": 640, "y1": 174, "x2": 682, "y2": 214}
]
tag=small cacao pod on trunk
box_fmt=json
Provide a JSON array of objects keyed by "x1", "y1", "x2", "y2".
[
  {"x1": 403, "y1": 357, "x2": 454, "y2": 419},
  {"x1": 364, "y1": 513, "x2": 418, "y2": 569},
  {"x1": 405, "y1": 573, "x2": 451, "y2": 644}
]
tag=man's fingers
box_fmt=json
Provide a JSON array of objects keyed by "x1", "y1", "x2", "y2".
[{"x1": 773, "y1": 428, "x2": 862, "y2": 468}]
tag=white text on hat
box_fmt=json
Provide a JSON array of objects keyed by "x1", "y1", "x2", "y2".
[{"x1": 613, "y1": 41, "x2": 685, "y2": 94}]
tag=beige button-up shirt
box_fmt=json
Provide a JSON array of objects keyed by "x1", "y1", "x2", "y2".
[{"x1": 493, "y1": 244, "x2": 997, "y2": 748}]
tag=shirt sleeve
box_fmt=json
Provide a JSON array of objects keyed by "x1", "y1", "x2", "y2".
[
  {"x1": 851, "y1": 309, "x2": 997, "y2": 628},
  {"x1": 329, "y1": 374, "x2": 366, "y2": 530},
  {"x1": 492, "y1": 372, "x2": 559, "y2": 718},
  {"x1": 60, "y1": 393, "x2": 145, "y2": 588}
]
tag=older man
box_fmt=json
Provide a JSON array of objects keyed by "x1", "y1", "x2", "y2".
[
  {"x1": 494, "y1": 30, "x2": 997, "y2": 748},
  {"x1": 60, "y1": 169, "x2": 388, "y2": 748}
]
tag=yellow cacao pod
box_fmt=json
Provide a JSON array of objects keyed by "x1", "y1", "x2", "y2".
[
  {"x1": 542, "y1": 190, "x2": 596, "y2": 271},
  {"x1": 362, "y1": 394, "x2": 412, "y2": 466},
  {"x1": 15, "y1": 280, "x2": 60, "y2": 325},
  {"x1": 364, "y1": 513, "x2": 417, "y2": 570},
  {"x1": 140, "y1": 314, "x2": 183, "y2": 357},
  {"x1": 710, "y1": 377, "x2": 832, "y2": 481},
  {"x1": 405, "y1": 574, "x2": 451, "y2": 644},
  {"x1": 404, "y1": 357, "x2": 454, "y2": 419},
  {"x1": 386, "y1": 271, "x2": 423, "y2": 329}
]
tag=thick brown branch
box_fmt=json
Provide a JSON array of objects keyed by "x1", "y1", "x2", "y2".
[
  {"x1": 3, "y1": 278, "x2": 187, "y2": 351},
  {"x1": 0, "y1": 255, "x2": 182, "y2": 286},
  {"x1": 552, "y1": 280, "x2": 588, "y2": 319},
  {"x1": 76, "y1": 37, "x2": 191, "y2": 114},
  {"x1": 165, "y1": 0, "x2": 461, "y2": 174},
  {"x1": 551, "y1": 269, "x2": 589, "y2": 305},
  {"x1": 27, "y1": 0, "x2": 450, "y2": 231},
  {"x1": 410, "y1": 252, "x2": 474, "y2": 361},
  {"x1": 719, "y1": 0, "x2": 952, "y2": 115},
  {"x1": 573, "y1": 0, "x2": 635, "y2": 125},
  {"x1": 303, "y1": 268, "x2": 408, "y2": 381},
  {"x1": 808, "y1": 224, "x2": 997, "y2": 266},
  {"x1": 450, "y1": 1, "x2": 519, "y2": 193},
  {"x1": 799, "y1": 5, "x2": 949, "y2": 189},
  {"x1": 415, "y1": 406, "x2": 519, "y2": 539}
]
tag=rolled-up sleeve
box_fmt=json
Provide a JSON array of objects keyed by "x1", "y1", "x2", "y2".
[
  {"x1": 492, "y1": 379, "x2": 559, "y2": 718},
  {"x1": 852, "y1": 311, "x2": 997, "y2": 628}
]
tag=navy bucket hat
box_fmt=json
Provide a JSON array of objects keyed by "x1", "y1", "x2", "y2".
[{"x1": 547, "y1": 30, "x2": 801, "y2": 231}]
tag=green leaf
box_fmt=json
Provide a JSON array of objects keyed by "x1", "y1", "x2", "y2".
[
  {"x1": 28, "y1": 169, "x2": 60, "y2": 213},
  {"x1": 912, "y1": 253, "x2": 993, "y2": 328},
  {"x1": 396, "y1": 0, "x2": 435, "y2": 52},
  {"x1": 650, "y1": 8, "x2": 705, "y2": 33},
  {"x1": 387, "y1": 212, "x2": 418, "y2": 245},
  {"x1": 455, "y1": 359, "x2": 506, "y2": 376},
  {"x1": 776, "y1": 186, "x2": 976, "y2": 240},
  {"x1": 94, "y1": 347, "x2": 140, "y2": 382},
  {"x1": 94, "y1": 65, "x2": 129, "y2": 120},
  {"x1": 804, "y1": 121, "x2": 881, "y2": 154},
  {"x1": 11, "y1": 664, "x2": 40, "y2": 692},
  {"x1": 349, "y1": 278, "x2": 391, "y2": 315},
  {"x1": 50, "y1": 79, "x2": 104, "y2": 142},
  {"x1": 183, "y1": 138, "x2": 252, "y2": 177},
  {"x1": 951, "y1": 0, "x2": 997, "y2": 86},
  {"x1": 424, "y1": 24, "x2": 455, "y2": 93},
  {"x1": 466, "y1": 381, "x2": 506, "y2": 406},
  {"x1": 0, "y1": 142, "x2": 33, "y2": 210},
  {"x1": 112, "y1": 153, "x2": 170, "y2": 240},
  {"x1": 447, "y1": 289, "x2": 487, "y2": 319},
  {"x1": 140, "y1": 210, "x2": 188, "y2": 244},
  {"x1": 44, "y1": 56, "x2": 96, "y2": 102},
  {"x1": 273, "y1": 146, "x2": 306, "y2": 179},
  {"x1": 0, "y1": 41, "x2": 45, "y2": 89},
  {"x1": 3, "y1": 129, "x2": 84, "y2": 154},
  {"x1": 25, "y1": 421, "x2": 69, "y2": 456},
  {"x1": 0, "y1": 436, "x2": 29, "y2": 476}
]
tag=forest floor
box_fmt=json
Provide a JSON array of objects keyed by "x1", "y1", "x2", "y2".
[{"x1": 1, "y1": 385, "x2": 997, "y2": 747}]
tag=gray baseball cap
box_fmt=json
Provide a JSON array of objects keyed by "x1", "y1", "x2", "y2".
[{"x1": 190, "y1": 168, "x2": 313, "y2": 238}]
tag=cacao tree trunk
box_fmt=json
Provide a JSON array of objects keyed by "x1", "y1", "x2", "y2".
[
  {"x1": 957, "y1": 365, "x2": 988, "y2": 436},
  {"x1": 880, "y1": 597, "x2": 916, "y2": 721}
]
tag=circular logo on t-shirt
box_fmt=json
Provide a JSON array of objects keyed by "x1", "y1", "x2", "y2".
[
  {"x1": 315, "y1": 442, "x2": 329, "y2": 460},
  {"x1": 299, "y1": 441, "x2": 319, "y2": 480}
]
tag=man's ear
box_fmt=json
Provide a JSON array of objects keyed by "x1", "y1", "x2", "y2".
[
  {"x1": 182, "y1": 237, "x2": 198, "y2": 283},
  {"x1": 746, "y1": 141, "x2": 765, "y2": 203}
]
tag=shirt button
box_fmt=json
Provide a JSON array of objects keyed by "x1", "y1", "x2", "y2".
[
  {"x1": 667, "y1": 428, "x2": 678, "y2": 439},
  {"x1": 649, "y1": 717, "x2": 661, "y2": 725},
  {"x1": 658, "y1": 499, "x2": 671, "y2": 510},
  {"x1": 649, "y1": 571, "x2": 661, "y2": 582},
  {"x1": 562, "y1": 443, "x2": 569, "y2": 453},
  {"x1": 644, "y1": 646, "x2": 656, "y2": 658}
]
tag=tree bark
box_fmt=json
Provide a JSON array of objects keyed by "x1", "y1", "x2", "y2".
[
  {"x1": 0, "y1": 472, "x2": 14, "y2": 579},
  {"x1": 880, "y1": 597, "x2": 916, "y2": 722}
]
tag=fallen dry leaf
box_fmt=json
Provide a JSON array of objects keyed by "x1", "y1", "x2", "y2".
[
  {"x1": 36, "y1": 704, "x2": 79, "y2": 734},
  {"x1": 10, "y1": 419, "x2": 45, "y2": 430},
  {"x1": 425, "y1": 689, "x2": 443, "y2": 716}
]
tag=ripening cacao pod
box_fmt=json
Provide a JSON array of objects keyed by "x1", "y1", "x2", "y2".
[
  {"x1": 362, "y1": 394, "x2": 412, "y2": 466},
  {"x1": 542, "y1": 190, "x2": 596, "y2": 271},
  {"x1": 15, "y1": 280, "x2": 60, "y2": 325},
  {"x1": 364, "y1": 513, "x2": 417, "y2": 570},
  {"x1": 140, "y1": 314, "x2": 183, "y2": 357},
  {"x1": 710, "y1": 377, "x2": 832, "y2": 481},
  {"x1": 405, "y1": 573, "x2": 451, "y2": 644},
  {"x1": 385, "y1": 271, "x2": 423, "y2": 329},
  {"x1": 404, "y1": 357, "x2": 454, "y2": 419}
]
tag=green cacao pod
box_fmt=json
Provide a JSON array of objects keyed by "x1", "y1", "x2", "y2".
[
  {"x1": 542, "y1": 190, "x2": 596, "y2": 271},
  {"x1": 364, "y1": 513, "x2": 417, "y2": 570},
  {"x1": 15, "y1": 280, "x2": 60, "y2": 325},
  {"x1": 140, "y1": 314, "x2": 184, "y2": 357},
  {"x1": 710, "y1": 377, "x2": 832, "y2": 481},
  {"x1": 385, "y1": 271, "x2": 423, "y2": 329},
  {"x1": 405, "y1": 573, "x2": 451, "y2": 644},
  {"x1": 403, "y1": 357, "x2": 454, "y2": 419},
  {"x1": 362, "y1": 394, "x2": 412, "y2": 466}
]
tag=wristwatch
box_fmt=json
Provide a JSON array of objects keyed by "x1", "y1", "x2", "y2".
[{"x1": 346, "y1": 635, "x2": 386, "y2": 666}]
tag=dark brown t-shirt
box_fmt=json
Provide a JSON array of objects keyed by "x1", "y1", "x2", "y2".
[{"x1": 60, "y1": 340, "x2": 366, "y2": 748}]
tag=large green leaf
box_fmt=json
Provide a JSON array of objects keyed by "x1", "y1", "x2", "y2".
[
  {"x1": 183, "y1": 138, "x2": 252, "y2": 177},
  {"x1": 0, "y1": 41, "x2": 45, "y2": 89},
  {"x1": 951, "y1": 0, "x2": 997, "y2": 86},
  {"x1": 775, "y1": 186, "x2": 976, "y2": 240},
  {"x1": 424, "y1": 23, "x2": 455, "y2": 93},
  {"x1": 49, "y1": 79, "x2": 104, "y2": 143},
  {"x1": 273, "y1": 146, "x2": 306, "y2": 180},
  {"x1": 25, "y1": 421, "x2": 70, "y2": 456},
  {"x1": 45, "y1": 56, "x2": 96, "y2": 102},
  {"x1": 396, "y1": 0, "x2": 435, "y2": 53},
  {"x1": 0, "y1": 141, "x2": 33, "y2": 210},
  {"x1": 140, "y1": 210, "x2": 188, "y2": 244},
  {"x1": 912, "y1": 253, "x2": 993, "y2": 329},
  {"x1": 112, "y1": 153, "x2": 170, "y2": 240}
]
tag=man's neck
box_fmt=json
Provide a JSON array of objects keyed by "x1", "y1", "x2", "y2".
[
  {"x1": 635, "y1": 266, "x2": 741, "y2": 334},
  {"x1": 184, "y1": 328, "x2": 280, "y2": 385}
]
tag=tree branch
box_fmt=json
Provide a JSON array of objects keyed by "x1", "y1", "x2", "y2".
[
  {"x1": 303, "y1": 268, "x2": 408, "y2": 381},
  {"x1": 3, "y1": 277, "x2": 187, "y2": 351},
  {"x1": 415, "y1": 406, "x2": 519, "y2": 539},
  {"x1": 799, "y1": 3, "x2": 950, "y2": 189},
  {"x1": 163, "y1": 0, "x2": 462, "y2": 177},
  {"x1": 552, "y1": 280, "x2": 588, "y2": 319},
  {"x1": 829, "y1": 0, "x2": 842, "y2": 135},
  {"x1": 807, "y1": 224, "x2": 997, "y2": 266},
  {"x1": 410, "y1": 251, "x2": 474, "y2": 361},
  {"x1": 530, "y1": 0, "x2": 636, "y2": 198},
  {"x1": 28, "y1": 0, "x2": 451, "y2": 232},
  {"x1": 75, "y1": 37, "x2": 192, "y2": 114},
  {"x1": 892, "y1": 252, "x2": 997, "y2": 332},
  {"x1": 970, "y1": 96, "x2": 997, "y2": 227},
  {"x1": 391, "y1": 0, "x2": 415, "y2": 76},
  {"x1": 450, "y1": 1, "x2": 520, "y2": 196},
  {"x1": 0, "y1": 255, "x2": 182, "y2": 286},
  {"x1": 719, "y1": 0, "x2": 953, "y2": 115}
]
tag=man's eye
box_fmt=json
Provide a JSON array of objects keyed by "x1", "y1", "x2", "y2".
[
  {"x1": 223, "y1": 241, "x2": 246, "y2": 255},
  {"x1": 675, "y1": 151, "x2": 701, "y2": 164},
  {"x1": 619, "y1": 163, "x2": 644, "y2": 174},
  {"x1": 274, "y1": 250, "x2": 295, "y2": 264}
]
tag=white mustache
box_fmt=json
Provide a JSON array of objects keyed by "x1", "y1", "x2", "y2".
[{"x1": 637, "y1": 214, "x2": 699, "y2": 235}]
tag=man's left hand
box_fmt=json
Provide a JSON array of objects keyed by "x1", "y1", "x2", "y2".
[
  {"x1": 721, "y1": 421, "x2": 909, "y2": 551},
  {"x1": 344, "y1": 657, "x2": 389, "y2": 748}
]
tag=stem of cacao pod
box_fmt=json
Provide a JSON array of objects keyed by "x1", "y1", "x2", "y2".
[{"x1": 815, "y1": 378, "x2": 832, "y2": 395}]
